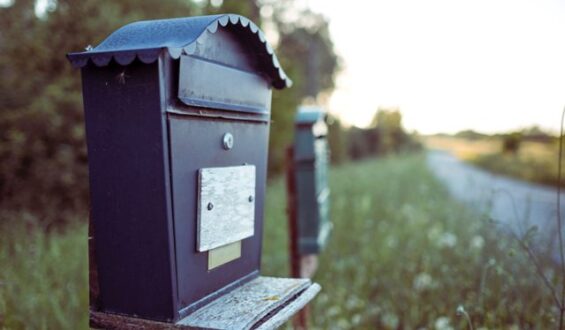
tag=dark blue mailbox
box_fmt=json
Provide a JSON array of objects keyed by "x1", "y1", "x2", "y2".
[
  {"x1": 293, "y1": 106, "x2": 332, "y2": 254},
  {"x1": 68, "y1": 15, "x2": 293, "y2": 323}
]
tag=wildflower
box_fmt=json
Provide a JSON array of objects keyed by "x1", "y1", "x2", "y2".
[
  {"x1": 351, "y1": 314, "x2": 362, "y2": 326},
  {"x1": 438, "y1": 232, "x2": 458, "y2": 248},
  {"x1": 487, "y1": 258, "x2": 496, "y2": 267},
  {"x1": 434, "y1": 316, "x2": 454, "y2": 330},
  {"x1": 456, "y1": 305, "x2": 474, "y2": 330},
  {"x1": 326, "y1": 306, "x2": 341, "y2": 317},
  {"x1": 413, "y1": 272, "x2": 434, "y2": 291},
  {"x1": 470, "y1": 235, "x2": 484, "y2": 250}
]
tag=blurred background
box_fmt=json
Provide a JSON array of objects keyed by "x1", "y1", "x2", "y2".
[{"x1": 1, "y1": 0, "x2": 565, "y2": 329}]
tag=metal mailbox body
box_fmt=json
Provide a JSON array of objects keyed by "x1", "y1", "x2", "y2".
[
  {"x1": 67, "y1": 14, "x2": 290, "y2": 322},
  {"x1": 293, "y1": 107, "x2": 331, "y2": 254}
]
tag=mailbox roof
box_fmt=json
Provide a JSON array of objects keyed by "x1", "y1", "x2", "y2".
[
  {"x1": 295, "y1": 106, "x2": 327, "y2": 124},
  {"x1": 67, "y1": 14, "x2": 291, "y2": 89}
]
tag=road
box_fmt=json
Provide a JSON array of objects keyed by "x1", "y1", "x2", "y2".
[{"x1": 426, "y1": 150, "x2": 565, "y2": 259}]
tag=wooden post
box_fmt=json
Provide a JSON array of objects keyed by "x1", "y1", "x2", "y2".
[
  {"x1": 285, "y1": 146, "x2": 309, "y2": 330},
  {"x1": 286, "y1": 147, "x2": 300, "y2": 279}
]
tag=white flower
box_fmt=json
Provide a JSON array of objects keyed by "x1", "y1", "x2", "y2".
[
  {"x1": 437, "y1": 232, "x2": 458, "y2": 248},
  {"x1": 351, "y1": 314, "x2": 362, "y2": 326},
  {"x1": 434, "y1": 316, "x2": 454, "y2": 330},
  {"x1": 470, "y1": 235, "x2": 484, "y2": 250},
  {"x1": 413, "y1": 272, "x2": 434, "y2": 291}
]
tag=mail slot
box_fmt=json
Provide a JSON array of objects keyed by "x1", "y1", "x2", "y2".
[
  {"x1": 67, "y1": 14, "x2": 295, "y2": 323},
  {"x1": 293, "y1": 106, "x2": 332, "y2": 254}
]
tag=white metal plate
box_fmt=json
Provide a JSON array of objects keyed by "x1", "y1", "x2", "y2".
[{"x1": 197, "y1": 165, "x2": 256, "y2": 252}]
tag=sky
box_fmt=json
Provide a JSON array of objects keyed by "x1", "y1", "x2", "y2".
[{"x1": 304, "y1": 0, "x2": 565, "y2": 134}]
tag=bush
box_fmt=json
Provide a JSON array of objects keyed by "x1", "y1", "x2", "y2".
[{"x1": 502, "y1": 133, "x2": 522, "y2": 154}]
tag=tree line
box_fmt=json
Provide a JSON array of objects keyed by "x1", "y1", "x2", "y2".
[
  {"x1": 328, "y1": 107, "x2": 421, "y2": 164},
  {"x1": 0, "y1": 0, "x2": 419, "y2": 228}
]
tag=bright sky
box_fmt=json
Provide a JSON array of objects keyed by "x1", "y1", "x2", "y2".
[{"x1": 305, "y1": 0, "x2": 565, "y2": 134}]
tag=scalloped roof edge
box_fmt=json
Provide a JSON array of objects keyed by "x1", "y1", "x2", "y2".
[{"x1": 66, "y1": 14, "x2": 291, "y2": 89}]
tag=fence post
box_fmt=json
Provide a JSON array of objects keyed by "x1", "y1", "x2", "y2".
[{"x1": 286, "y1": 146, "x2": 310, "y2": 330}]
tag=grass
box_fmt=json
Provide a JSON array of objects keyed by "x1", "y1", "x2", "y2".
[
  {"x1": 263, "y1": 154, "x2": 559, "y2": 329},
  {"x1": 0, "y1": 215, "x2": 88, "y2": 329},
  {"x1": 422, "y1": 135, "x2": 564, "y2": 188},
  {"x1": 421, "y1": 135, "x2": 501, "y2": 160},
  {"x1": 1, "y1": 154, "x2": 560, "y2": 329},
  {"x1": 471, "y1": 152, "x2": 564, "y2": 188}
]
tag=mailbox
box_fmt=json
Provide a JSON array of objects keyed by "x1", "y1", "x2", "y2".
[
  {"x1": 293, "y1": 106, "x2": 332, "y2": 254},
  {"x1": 67, "y1": 15, "x2": 319, "y2": 326}
]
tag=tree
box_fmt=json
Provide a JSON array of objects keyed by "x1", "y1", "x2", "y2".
[
  {"x1": 0, "y1": 0, "x2": 341, "y2": 226},
  {"x1": 0, "y1": 0, "x2": 200, "y2": 227},
  {"x1": 267, "y1": 5, "x2": 340, "y2": 173},
  {"x1": 502, "y1": 132, "x2": 522, "y2": 155},
  {"x1": 371, "y1": 107, "x2": 405, "y2": 154},
  {"x1": 327, "y1": 115, "x2": 348, "y2": 164},
  {"x1": 208, "y1": 0, "x2": 340, "y2": 174}
]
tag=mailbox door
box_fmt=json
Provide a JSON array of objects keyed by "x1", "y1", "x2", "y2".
[{"x1": 167, "y1": 114, "x2": 269, "y2": 316}]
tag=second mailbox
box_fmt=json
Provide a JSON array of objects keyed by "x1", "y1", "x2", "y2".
[
  {"x1": 68, "y1": 15, "x2": 291, "y2": 322},
  {"x1": 293, "y1": 106, "x2": 332, "y2": 254}
]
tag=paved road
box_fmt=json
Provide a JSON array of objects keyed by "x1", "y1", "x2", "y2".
[{"x1": 426, "y1": 151, "x2": 565, "y2": 259}]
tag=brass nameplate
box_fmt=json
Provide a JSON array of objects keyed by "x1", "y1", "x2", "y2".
[{"x1": 208, "y1": 241, "x2": 241, "y2": 270}]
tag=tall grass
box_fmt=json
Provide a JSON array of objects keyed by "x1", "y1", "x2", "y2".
[
  {"x1": 0, "y1": 216, "x2": 88, "y2": 329},
  {"x1": 471, "y1": 152, "x2": 564, "y2": 188},
  {"x1": 264, "y1": 154, "x2": 558, "y2": 329},
  {"x1": 423, "y1": 135, "x2": 564, "y2": 188},
  {"x1": 0, "y1": 154, "x2": 559, "y2": 329}
]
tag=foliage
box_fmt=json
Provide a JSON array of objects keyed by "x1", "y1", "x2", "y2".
[
  {"x1": 0, "y1": 155, "x2": 560, "y2": 328},
  {"x1": 454, "y1": 129, "x2": 489, "y2": 140},
  {"x1": 501, "y1": 132, "x2": 522, "y2": 154},
  {"x1": 0, "y1": 0, "x2": 204, "y2": 227},
  {"x1": 424, "y1": 133, "x2": 565, "y2": 188},
  {"x1": 470, "y1": 143, "x2": 565, "y2": 188},
  {"x1": 263, "y1": 155, "x2": 560, "y2": 329},
  {"x1": 0, "y1": 216, "x2": 88, "y2": 329},
  {"x1": 326, "y1": 115, "x2": 348, "y2": 164},
  {"x1": 345, "y1": 107, "x2": 421, "y2": 160},
  {"x1": 0, "y1": 0, "x2": 340, "y2": 227},
  {"x1": 266, "y1": 4, "x2": 341, "y2": 174}
]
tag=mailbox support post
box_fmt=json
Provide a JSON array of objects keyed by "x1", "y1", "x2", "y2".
[
  {"x1": 285, "y1": 146, "x2": 312, "y2": 330},
  {"x1": 285, "y1": 146, "x2": 300, "y2": 279},
  {"x1": 286, "y1": 146, "x2": 320, "y2": 280}
]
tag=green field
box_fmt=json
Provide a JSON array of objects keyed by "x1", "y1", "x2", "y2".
[
  {"x1": 422, "y1": 135, "x2": 564, "y2": 188},
  {"x1": 0, "y1": 155, "x2": 560, "y2": 329}
]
